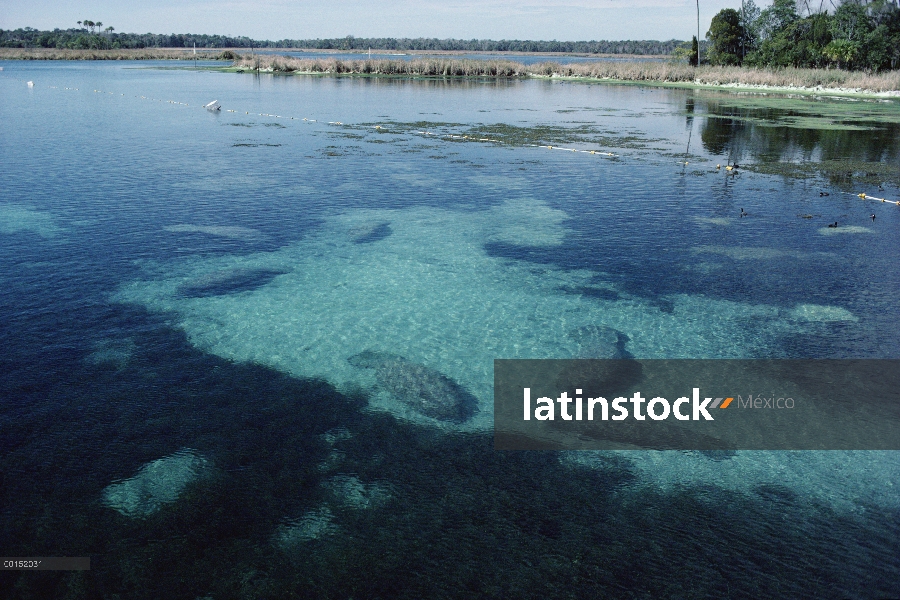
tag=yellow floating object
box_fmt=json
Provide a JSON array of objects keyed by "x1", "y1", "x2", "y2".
[{"x1": 858, "y1": 193, "x2": 866, "y2": 199}]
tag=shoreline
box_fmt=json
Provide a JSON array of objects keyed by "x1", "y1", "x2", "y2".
[
  {"x1": 3, "y1": 48, "x2": 898, "y2": 98},
  {"x1": 223, "y1": 57, "x2": 900, "y2": 99}
]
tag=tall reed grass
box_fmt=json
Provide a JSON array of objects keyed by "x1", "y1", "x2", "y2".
[
  {"x1": 234, "y1": 55, "x2": 900, "y2": 92},
  {"x1": 235, "y1": 55, "x2": 529, "y2": 77}
]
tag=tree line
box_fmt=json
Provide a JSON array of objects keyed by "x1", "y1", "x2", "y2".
[
  {"x1": 0, "y1": 26, "x2": 683, "y2": 56},
  {"x1": 705, "y1": 0, "x2": 900, "y2": 70}
]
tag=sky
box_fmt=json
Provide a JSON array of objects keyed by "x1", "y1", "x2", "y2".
[{"x1": 1, "y1": 0, "x2": 765, "y2": 42}]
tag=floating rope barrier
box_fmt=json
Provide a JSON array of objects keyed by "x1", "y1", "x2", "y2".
[
  {"x1": 83, "y1": 87, "x2": 622, "y2": 156},
  {"x1": 857, "y1": 192, "x2": 900, "y2": 206}
]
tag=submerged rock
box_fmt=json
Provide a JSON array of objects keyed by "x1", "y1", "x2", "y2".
[
  {"x1": 102, "y1": 449, "x2": 209, "y2": 517},
  {"x1": 348, "y1": 351, "x2": 478, "y2": 423},
  {"x1": 178, "y1": 267, "x2": 289, "y2": 298}
]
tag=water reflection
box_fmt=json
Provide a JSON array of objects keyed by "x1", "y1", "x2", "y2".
[{"x1": 697, "y1": 94, "x2": 900, "y2": 186}]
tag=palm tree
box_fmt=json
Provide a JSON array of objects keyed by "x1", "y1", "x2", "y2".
[{"x1": 97, "y1": 22, "x2": 103, "y2": 35}]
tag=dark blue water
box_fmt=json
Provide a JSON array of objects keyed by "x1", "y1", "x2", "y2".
[{"x1": 1, "y1": 60, "x2": 899, "y2": 598}]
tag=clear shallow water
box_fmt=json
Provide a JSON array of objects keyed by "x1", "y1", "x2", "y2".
[{"x1": 1, "y1": 61, "x2": 899, "y2": 598}]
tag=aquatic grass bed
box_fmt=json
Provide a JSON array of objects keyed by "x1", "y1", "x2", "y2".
[{"x1": 351, "y1": 120, "x2": 656, "y2": 150}]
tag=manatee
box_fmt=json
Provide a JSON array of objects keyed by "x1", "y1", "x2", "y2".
[
  {"x1": 348, "y1": 222, "x2": 393, "y2": 244},
  {"x1": 568, "y1": 324, "x2": 631, "y2": 359},
  {"x1": 163, "y1": 224, "x2": 271, "y2": 243},
  {"x1": 348, "y1": 351, "x2": 478, "y2": 423},
  {"x1": 557, "y1": 324, "x2": 641, "y2": 401},
  {"x1": 178, "y1": 267, "x2": 289, "y2": 298}
]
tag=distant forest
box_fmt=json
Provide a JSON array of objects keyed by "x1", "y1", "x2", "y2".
[{"x1": 0, "y1": 28, "x2": 684, "y2": 56}]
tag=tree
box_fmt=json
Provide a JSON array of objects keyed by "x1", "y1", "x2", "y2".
[
  {"x1": 823, "y1": 2, "x2": 872, "y2": 68},
  {"x1": 690, "y1": 35, "x2": 699, "y2": 66},
  {"x1": 707, "y1": 8, "x2": 744, "y2": 65},
  {"x1": 756, "y1": 0, "x2": 798, "y2": 41},
  {"x1": 739, "y1": 0, "x2": 761, "y2": 58}
]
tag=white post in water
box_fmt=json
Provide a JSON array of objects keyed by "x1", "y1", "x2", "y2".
[
  {"x1": 193, "y1": 43, "x2": 196, "y2": 55},
  {"x1": 696, "y1": 0, "x2": 701, "y2": 65}
]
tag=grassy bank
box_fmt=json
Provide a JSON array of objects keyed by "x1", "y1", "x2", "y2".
[
  {"x1": 232, "y1": 55, "x2": 900, "y2": 94},
  {"x1": 0, "y1": 48, "x2": 234, "y2": 60}
]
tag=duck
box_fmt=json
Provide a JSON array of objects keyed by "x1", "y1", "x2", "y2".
[
  {"x1": 740, "y1": 208, "x2": 748, "y2": 217},
  {"x1": 819, "y1": 192, "x2": 830, "y2": 197},
  {"x1": 827, "y1": 221, "x2": 838, "y2": 228},
  {"x1": 871, "y1": 214, "x2": 876, "y2": 221}
]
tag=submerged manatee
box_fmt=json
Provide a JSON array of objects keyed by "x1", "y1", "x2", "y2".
[
  {"x1": 349, "y1": 221, "x2": 393, "y2": 244},
  {"x1": 178, "y1": 267, "x2": 289, "y2": 298},
  {"x1": 558, "y1": 324, "x2": 642, "y2": 402},
  {"x1": 348, "y1": 351, "x2": 478, "y2": 423},
  {"x1": 568, "y1": 324, "x2": 632, "y2": 359}
]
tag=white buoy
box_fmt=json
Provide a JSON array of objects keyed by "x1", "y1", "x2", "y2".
[{"x1": 27, "y1": 81, "x2": 34, "y2": 87}]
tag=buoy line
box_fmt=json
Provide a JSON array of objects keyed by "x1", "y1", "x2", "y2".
[{"x1": 855, "y1": 192, "x2": 900, "y2": 207}]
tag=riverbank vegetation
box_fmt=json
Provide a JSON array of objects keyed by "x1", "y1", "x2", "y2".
[
  {"x1": 0, "y1": 47, "x2": 232, "y2": 60},
  {"x1": 230, "y1": 55, "x2": 900, "y2": 93},
  {"x1": 706, "y1": 0, "x2": 900, "y2": 71}
]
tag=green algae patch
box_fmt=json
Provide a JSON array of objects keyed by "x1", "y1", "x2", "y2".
[
  {"x1": 352, "y1": 119, "x2": 654, "y2": 151},
  {"x1": 745, "y1": 159, "x2": 900, "y2": 188}
]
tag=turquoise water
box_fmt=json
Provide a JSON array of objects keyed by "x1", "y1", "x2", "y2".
[{"x1": 1, "y1": 61, "x2": 899, "y2": 598}]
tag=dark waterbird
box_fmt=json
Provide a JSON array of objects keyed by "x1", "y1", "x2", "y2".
[{"x1": 828, "y1": 221, "x2": 838, "y2": 228}]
